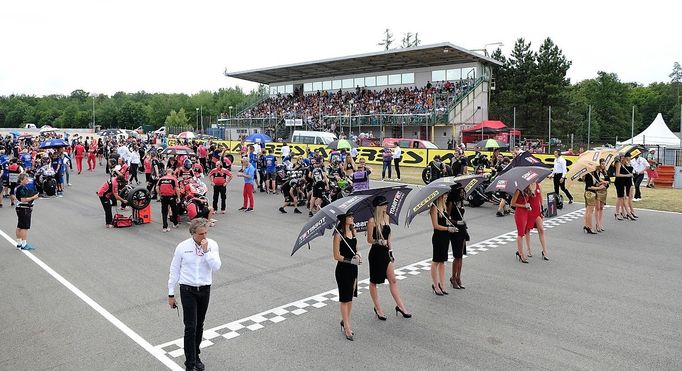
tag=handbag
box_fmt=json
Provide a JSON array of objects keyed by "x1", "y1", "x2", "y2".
[{"x1": 112, "y1": 213, "x2": 133, "y2": 228}]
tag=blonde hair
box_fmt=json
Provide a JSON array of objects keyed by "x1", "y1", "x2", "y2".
[
  {"x1": 434, "y1": 194, "x2": 446, "y2": 213},
  {"x1": 345, "y1": 155, "x2": 356, "y2": 171},
  {"x1": 373, "y1": 205, "x2": 387, "y2": 230}
]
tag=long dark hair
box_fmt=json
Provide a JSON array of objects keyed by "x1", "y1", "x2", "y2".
[{"x1": 335, "y1": 215, "x2": 355, "y2": 237}]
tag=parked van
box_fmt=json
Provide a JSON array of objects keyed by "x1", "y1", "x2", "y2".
[
  {"x1": 291, "y1": 131, "x2": 337, "y2": 145},
  {"x1": 382, "y1": 138, "x2": 439, "y2": 149},
  {"x1": 154, "y1": 126, "x2": 166, "y2": 135}
]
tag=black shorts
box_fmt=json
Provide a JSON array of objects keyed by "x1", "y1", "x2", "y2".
[
  {"x1": 16, "y1": 206, "x2": 32, "y2": 229},
  {"x1": 9, "y1": 183, "x2": 18, "y2": 195}
]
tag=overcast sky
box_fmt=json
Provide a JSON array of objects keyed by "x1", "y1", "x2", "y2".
[{"x1": 1, "y1": 0, "x2": 680, "y2": 97}]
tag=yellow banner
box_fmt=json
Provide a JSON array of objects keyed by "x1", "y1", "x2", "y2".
[{"x1": 169, "y1": 140, "x2": 577, "y2": 170}]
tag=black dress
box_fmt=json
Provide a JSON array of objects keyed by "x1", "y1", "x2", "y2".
[
  {"x1": 449, "y1": 205, "x2": 467, "y2": 259},
  {"x1": 432, "y1": 211, "x2": 450, "y2": 263},
  {"x1": 335, "y1": 236, "x2": 358, "y2": 303},
  {"x1": 368, "y1": 224, "x2": 391, "y2": 284}
]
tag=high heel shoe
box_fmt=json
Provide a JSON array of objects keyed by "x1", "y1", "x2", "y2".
[
  {"x1": 450, "y1": 276, "x2": 461, "y2": 289},
  {"x1": 373, "y1": 307, "x2": 387, "y2": 321},
  {"x1": 456, "y1": 278, "x2": 465, "y2": 289},
  {"x1": 515, "y1": 251, "x2": 529, "y2": 263},
  {"x1": 542, "y1": 251, "x2": 549, "y2": 261},
  {"x1": 438, "y1": 283, "x2": 449, "y2": 295},
  {"x1": 526, "y1": 252, "x2": 533, "y2": 257},
  {"x1": 626, "y1": 214, "x2": 637, "y2": 221},
  {"x1": 395, "y1": 306, "x2": 412, "y2": 318},
  {"x1": 340, "y1": 320, "x2": 354, "y2": 341},
  {"x1": 583, "y1": 226, "x2": 597, "y2": 234},
  {"x1": 432, "y1": 284, "x2": 444, "y2": 296},
  {"x1": 631, "y1": 213, "x2": 639, "y2": 219},
  {"x1": 614, "y1": 213, "x2": 623, "y2": 221}
]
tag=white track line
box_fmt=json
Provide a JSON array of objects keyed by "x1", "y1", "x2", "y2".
[
  {"x1": 154, "y1": 209, "x2": 586, "y2": 357},
  {"x1": 0, "y1": 229, "x2": 183, "y2": 371}
]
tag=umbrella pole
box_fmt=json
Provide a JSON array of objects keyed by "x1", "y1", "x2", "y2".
[{"x1": 334, "y1": 226, "x2": 357, "y2": 256}]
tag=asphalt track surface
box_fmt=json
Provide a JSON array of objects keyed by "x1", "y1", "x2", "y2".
[{"x1": 1, "y1": 168, "x2": 681, "y2": 371}]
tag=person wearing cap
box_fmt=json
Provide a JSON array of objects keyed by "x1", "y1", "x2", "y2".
[
  {"x1": 333, "y1": 211, "x2": 360, "y2": 341},
  {"x1": 366, "y1": 196, "x2": 411, "y2": 320}
]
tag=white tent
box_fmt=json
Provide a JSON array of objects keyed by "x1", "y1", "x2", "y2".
[{"x1": 619, "y1": 113, "x2": 681, "y2": 147}]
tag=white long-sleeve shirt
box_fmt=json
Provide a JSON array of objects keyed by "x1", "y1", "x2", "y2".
[
  {"x1": 552, "y1": 156, "x2": 568, "y2": 175},
  {"x1": 392, "y1": 146, "x2": 402, "y2": 159},
  {"x1": 631, "y1": 157, "x2": 649, "y2": 174},
  {"x1": 168, "y1": 237, "x2": 222, "y2": 295}
]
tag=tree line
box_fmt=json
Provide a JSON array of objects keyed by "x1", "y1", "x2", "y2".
[
  {"x1": 489, "y1": 38, "x2": 682, "y2": 145},
  {"x1": 0, "y1": 86, "x2": 264, "y2": 130}
]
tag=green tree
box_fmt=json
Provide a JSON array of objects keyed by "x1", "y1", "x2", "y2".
[{"x1": 165, "y1": 108, "x2": 190, "y2": 128}]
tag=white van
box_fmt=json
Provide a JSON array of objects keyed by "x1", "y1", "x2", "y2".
[{"x1": 291, "y1": 131, "x2": 337, "y2": 145}]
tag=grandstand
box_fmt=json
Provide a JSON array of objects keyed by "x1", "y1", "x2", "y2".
[{"x1": 222, "y1": 42, "x2": 502, "y2": 148}]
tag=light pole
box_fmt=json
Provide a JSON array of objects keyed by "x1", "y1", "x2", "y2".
[
  {"x1": 200, "y1": 105, "x2": 203, "y2": 133},
  {"x1": 91, "y1": 95, "x2": 96, "y2": 129},
  {"x1": 228, "y1": 105, "x2": 233, "y2": 141},
  {"x1": 195, "y1": 107, "x2": 199, "y2": 131}
]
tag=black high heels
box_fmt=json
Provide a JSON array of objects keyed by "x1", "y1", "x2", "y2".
[
  {"x1": 340, "y1": 320, "x2": 354, "y2": 341},
  {"x1": 450, "y1": 276, "x2": 461, "y2": 289},
  {"x1": 432, "y1": 284, "x2": 444, "y2": 296},
  {"x1": 395, "y1": 306, "x2": 412, "y2": 318},
  {"x1": 583, "y1": 226, "x2": 597, "y2": 234},
  {"x1": 542, "y1": 251, "x2": 549, "y2": 261},
  {"x1": 626, "y1": 214, "x2": 637, "y2": 221},
  {"x1": 373, "y1": 307, "x2": 386, "y2": 321},
  {"x1": 614, "y1": 213, "x2": 623, "y2": 221},
  {"x1": 515, "y1": 251, "x2": 529, "y2": 263},
  {"x1": 438, "y1": 283, "x2": 449, "y2": 295}
]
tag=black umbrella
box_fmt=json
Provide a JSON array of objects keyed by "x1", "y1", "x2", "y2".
[
  {"x1": 499, "y1": 151, "x2": 552, "y2": 175},
  {"x1": 405, "y1": 174, "x2": 486, "y2": 227},
  {"x1": 291, "y1": 195, "x2": 372, "y2": 256},
  {"x1": 161, "y1": 145, "x2": 196, "y2": 156},
  {"x1": 352, "y1": 185, "x2": 412, "y2": 232},
  {"x1": 485, "y1": 166, "x2": 552, "y2": 194},
  {"x1": 618, "y1": 144, "x2": 646, "y2": 158}
]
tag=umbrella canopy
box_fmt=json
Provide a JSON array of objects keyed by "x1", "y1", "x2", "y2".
[
  {"x1": 352, "y1": 185, "x2": 412, "y2": 232},
  {"x1": 291, "y1": 195, "x2": 372, "y2": 256},
  {"x1": 499, "y1": 151, "x2": 551, "y2": 175},
  {"x1": 405, "y1": 174, "x2": 486, "y2": 227},
  {"x1": 565, "y1": 149, "x2": 618, "y2": 181},
  {"x1": 39, "y1": 126, "x2": 57, "y2": 133},
  {"x1": 485, "y1": 166, "x2": 552, "y2": 194},
  {"x1": 177, "y1": 131, "x2": 196, "y2": 140},
  {"x1": 327, "y1": 139, "x2": 357, "y2": 150},
  {"x1": 161, "y1": 145, "x2": 196, "y2": 156},
  {"x1": 475, "y1": 138, "x2": 507, "y2": 149},
  {"x1": 10, "y1": 130, "x2": 21, "y2": 137},
  {"x1": 98, "y1": 129, "x2": 124, "y2": 137},
  {"x1": 19, "y1": 133, "x2": 33, "y2": 139},
  {"x1": 618, "y1": 144, "x2": 646, "y2": 158},
  {"x1": 39, "y1": 138, "x2": 69, "y2": 149},
  {"x1": 245, "y1": 133, "x2": 272, "y2": 143}
]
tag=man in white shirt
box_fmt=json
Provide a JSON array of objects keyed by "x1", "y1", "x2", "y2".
[
  {"x1": 631, "y1": 154, "x2": 649, "y2": 201},
  {"x1": 117, "y1": 143, "x2": 131, "y2": 164},
  {"x1": 552, "y1": 150, "x2": 573, "y2": 204},
  {"x1": 392, "y1": 144, "x2": 402, "y2": 181},
  {"x1": 253, "y1": 139, "x2": 262, "y2": 155},
  {"x1": 280, "y1": 142, "x2": 291, "y2": 161},
  {"x1": 168, "y1": 218, "x2": 222, "y2": 371}
]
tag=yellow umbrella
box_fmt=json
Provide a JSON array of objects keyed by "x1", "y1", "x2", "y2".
[{"x1": 566, "y1": 149, "x2": 618, "y2": 181}]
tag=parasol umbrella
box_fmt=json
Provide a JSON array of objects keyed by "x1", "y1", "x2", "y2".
[
  {"x1": 405, "y1": 174, "x2": 486, "y2": 227},
  {"x1": 291, "y1": 186, "x2": 412, "y2": 255},
  {"x1": 565, "y1": 149, "x2": 618, "y2": 181},
  {"x1": 617, "y1": 144, "x2": 645, "y2": 158},
  {"x1": 177, "y1": 131, "x2": 196, "y2": 140},
  {"x1": 39, "y1": 138, "x2": 69, "y2": 149},
  {"x1": 291, "y1": 195, "x2": 372, "y2": 256},
  {"x1": 39, "y1": 125, "x2": 57, "y2": 134},
  {"x1": 327, "y1": 139, "x2": 357, "y2": 150},
  {"x1": 245, "y1": 133, "x2": 272, "y2": 143},
  {"x1": 499, "y1": 151, "x2": 551, "y2": 175},
  {"x1": 351, "y1": 185, "x2": 412, "y2": 232},
  {"x1": 161, "y1": 145, "x2": 195, "y2": 156},
  {"x1": 19, "y1": 133, "x2": 33, "y2": 139},
  {"x1": 98, "y1": 129, "x2": 124, "y2": 137},
  {"x1": 485, "y1": 166, "x2": 552, "y2": 194},
  {"x1": 475, "y1": 139, "x2": 507, "y2": 149},
  {"x1": 10, "y1": 130, "x2": 21, "y2": 137}
]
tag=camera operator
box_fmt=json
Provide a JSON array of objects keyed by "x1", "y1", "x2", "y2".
[
  {"x1": 308, "y1": 163, "x2": 328, "y2": 217},
  {"x1": 279, "y1": 177, "x2": 304, "y2": 214}
]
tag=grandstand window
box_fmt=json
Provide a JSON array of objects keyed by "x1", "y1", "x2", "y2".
[
  {"x1": 332, "y1": 80, "x2": 342, "y2": 89},
  {"x1": 365, "y1": 76, "x2": 376, "y2": 87},
  {"x1": 376, "y1": 75, "x2": 388, "y2": 86},
  {"x1": 461, "y1": 67, "x2": 475, "y2": 79},
  {"x1": 401, "y1": 73, "x2": 414, "y2": 84},
  {"x1": 323, "y1": 81, "x2": 332, "y2": 90},
  {"x1": 270, "y1": 86, "x2": 277, "y2": 95},
  {"x1": 388, "y1": 74, "x2": 401, "y2": 85},
  {"x1": 431, "y1": 70, "x2": 446, "y2": 81},
  {"x1": 304, "y1": 83, "x2": 313, "y2": 92},
  {"x1": 312, "y1": 81, "x2": 323, "y2": 91},
  {"x1": 285, "y1": 85, "x2": 293, "y2": 94},
  {"x1": 354, "y1": 77, "x2": 364, "y2": 87},
  {"x1": 342, "y1": 78, "x2": 353, "y2": 88},
  {"x1": 447, "y1": 69, "x2": 461, "y2": 81}
]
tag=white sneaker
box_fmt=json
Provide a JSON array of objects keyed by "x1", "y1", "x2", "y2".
[{"x1": 633, "y1": 198, "x2": 641, "y2": 202}]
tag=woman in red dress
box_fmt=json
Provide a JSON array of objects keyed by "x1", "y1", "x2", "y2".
[
  {"x1": 511, "y1": 186, "x2": 533, "y2": 263},
  {"x1": 525, "y1": 182, "x2": 549, "y2": 260}
]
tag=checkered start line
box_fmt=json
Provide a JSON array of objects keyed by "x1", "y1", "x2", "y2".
[{"x1": 155, "y1": 208, "x2": 586, "y2": 358}]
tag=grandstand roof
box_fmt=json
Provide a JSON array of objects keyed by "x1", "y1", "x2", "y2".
[{"x1": 226, "y1": 42, "x2": 503, "y2": 85}]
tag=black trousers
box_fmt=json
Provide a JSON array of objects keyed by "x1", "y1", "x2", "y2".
[
  {"x1": 200, "y1": 158, "x2": 207, "y2": 173},
  {"x1": 99, "y1": 196, "x2": 113, "y2": 225},
  {"x1": 161, "y1": 196, "x2": 178, "y2": 229},
  {"x1": 553, "y1": 174, "x2": 573, "y2": 201},
  {"x1": 213, "y1": 185, "x2": 226, "y2": 211},
  {"x1": 393, "y1": 158, "x2": 401, "y2": 180},
  {"x1": 180, "y1": 284, "x2": 211, "y2": 368},
  {"x1": 633, "y1": 173, "x2": 644, "y2": 199},
  {"x1": 129, "y1": 163, "x2": 139, "y2": 183}
]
